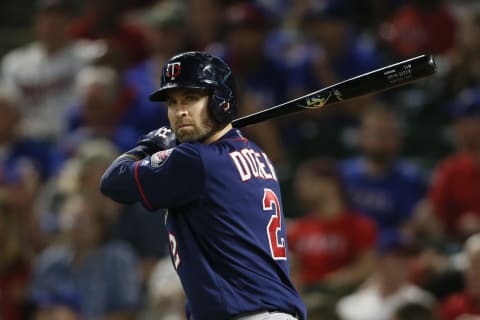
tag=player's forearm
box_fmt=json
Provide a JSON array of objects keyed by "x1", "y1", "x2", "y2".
[{"x1": 100, "y1": 155, "x2": 142, "y2": 204}]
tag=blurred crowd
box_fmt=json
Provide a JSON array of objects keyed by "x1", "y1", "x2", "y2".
[{"x1": 0, "y1": 0, "x2": 479, "y2": 319}]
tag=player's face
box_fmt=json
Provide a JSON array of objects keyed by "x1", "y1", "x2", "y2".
[{"x1": 166, "y1": 88, "x2": 216, "y2": 142}]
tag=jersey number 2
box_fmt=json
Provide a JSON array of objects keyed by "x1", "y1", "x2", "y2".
[
  {"x1": 262, "y1": 188, "x2": 287, "y2": 260},
  {"x1": 169, "y1": 232, "x2": 181, "y2": 270}
]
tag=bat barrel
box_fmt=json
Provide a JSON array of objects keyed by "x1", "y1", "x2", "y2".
[
  {"x1": 328, "y1": 54, "x2": 437, "y2": 103},
  {"x1": 232, "y1": 54, "x2": 437, "y2": 128}
]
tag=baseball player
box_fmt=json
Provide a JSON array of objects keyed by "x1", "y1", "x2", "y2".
[{"x1": 100, "y1": 51, "x2": 306, "y2": 320}]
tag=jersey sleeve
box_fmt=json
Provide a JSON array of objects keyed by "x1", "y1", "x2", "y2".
[{"x1": 100, "y1": 143, "x2": 204, "y2": 210}]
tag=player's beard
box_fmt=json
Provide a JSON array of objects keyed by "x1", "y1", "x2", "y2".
[{"x1": 174, "y1": 115, "x2": 218, "y2": 143}]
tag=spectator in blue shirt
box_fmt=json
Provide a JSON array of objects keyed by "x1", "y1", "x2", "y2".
[
  {"x1": 61, "y1": 65, "x2": 142, "y2": 155},
  {"x1": 339, "y1": 104, "x2": 427, "y2": 236},
  {"x1": 72, "y1": 140, "x2": 170, "y2": 283},
  {"x1": 268, "y1": 0, "x2": 385, "y2": 154},
  {"x1": 290, "y1": 1, "x2": 383, "y2": 94},
  {"x1": 29, "y1": 284, "x2": 82, "y2": 320},
  {"x1": 29, "y1": 193, "x2": 140, "y2": 320}
]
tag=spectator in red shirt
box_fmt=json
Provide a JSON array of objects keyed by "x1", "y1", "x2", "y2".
[
  {"x1": 440, "y1": 233, "x2": 480, "y2": 320},
  {"x1": 415, "y1": 87, "x2": 480, "y2": 243},
  {"x1": 70, "y1": 0, "x2": 148, "y2": 70},
  {"x1": 380, "y1": 0, "x2": 456, "y2": 58},
  {"x1": 287, "y1": 157, "x2": 377, "y2": 299}
]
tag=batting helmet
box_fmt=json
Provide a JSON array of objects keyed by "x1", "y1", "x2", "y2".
[{"x1": 149, "y1": 51, "x2": 237, "y2": 124}]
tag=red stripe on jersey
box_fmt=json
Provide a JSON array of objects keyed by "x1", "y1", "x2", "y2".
[
  {"x1": 221, "y1": 137, "x2": 248, "y2": 145},
  {"x1": 134, "y1": 161, "x2": 154, "y2": 210}
]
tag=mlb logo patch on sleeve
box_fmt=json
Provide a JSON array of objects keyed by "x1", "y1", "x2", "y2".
[{"x1": 151, "y1": 148, "x2": 174, "y2": 167}]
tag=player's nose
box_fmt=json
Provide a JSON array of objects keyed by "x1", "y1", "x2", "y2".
[{"x1": 175, "y1": 106, "x2": 189, "y2": 118}]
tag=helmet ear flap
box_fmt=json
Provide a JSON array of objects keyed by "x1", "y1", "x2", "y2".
[{"x1": 208, "y1": 89, "x2": 233, "y2": 124}]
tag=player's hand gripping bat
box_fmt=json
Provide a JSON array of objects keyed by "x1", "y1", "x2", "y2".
[{"x1": 232, "y1": 54, "x2": 437, "y2": 128}]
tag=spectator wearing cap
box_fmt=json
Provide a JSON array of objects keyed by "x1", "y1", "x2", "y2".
[
  {"x1": 290, "y1": 0, "x2": 383, "y2": 93},
  {"x1": 440, "y1": 233, "x2": 480, "y2": 320},
  {"x1": 379, "y1": 0, "x2": 456, "y2": 59},
  {"x1": 336, "y1": 232, "x2": 435, "y2": 320},
  {"x1": 121, "y1": 0, "x2": 188, "y2": 134},
  {"x1": 413, "y1": 87, "x2": 480, "y2": 243},
  {"x1": 69, "y1": 0, "x2": 149, "y2": 70},
  {"x1": 287, "y1": 157, "x2": 377, "y2": 306},
  {"x1": 273, "y1": 0, "x2": 385, "y2": 163},
  {"x1": 1, "y1": 0, "x2": 104, "y2": 141},
  {"x1": 206, "y1": 1, "x2": 290, "y2": 164}
]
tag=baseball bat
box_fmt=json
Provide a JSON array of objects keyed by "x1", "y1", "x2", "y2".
[{"x1": 232, "y1": 54, "x2": 437, "y2": 128}]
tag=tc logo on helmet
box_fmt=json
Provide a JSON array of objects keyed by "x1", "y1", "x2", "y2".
[{"x1": 166, "y1": 62, "x2": 181, "y2": 80}]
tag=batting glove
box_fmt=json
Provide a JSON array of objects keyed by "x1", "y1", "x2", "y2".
[{"x1": 125, "y1": 126, "x2": 177, "y2": 159}]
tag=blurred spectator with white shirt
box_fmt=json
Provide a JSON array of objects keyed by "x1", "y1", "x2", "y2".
[
  {"x1": 336, "y1": 232, "x2": 435, "y2": 320},
  {"x1": 1, "y1": 0, "x2": 104, "y2": 141}
]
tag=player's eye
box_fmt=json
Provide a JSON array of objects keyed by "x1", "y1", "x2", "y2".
[
  {"x1": 185, "y1": 95, "x2": 199, "y2": 102},
  {"x1": 166, "y1": 98, "x2": 177, "y2": 107}
]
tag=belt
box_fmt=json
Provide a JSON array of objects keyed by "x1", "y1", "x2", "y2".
[{"x1": 231, "y1": 310, "x2": 298, "y2": 320}]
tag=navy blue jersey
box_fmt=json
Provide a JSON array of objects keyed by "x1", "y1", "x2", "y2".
[{"x1": 100, "y1": 129, "x2": 306, "y2": 320}]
